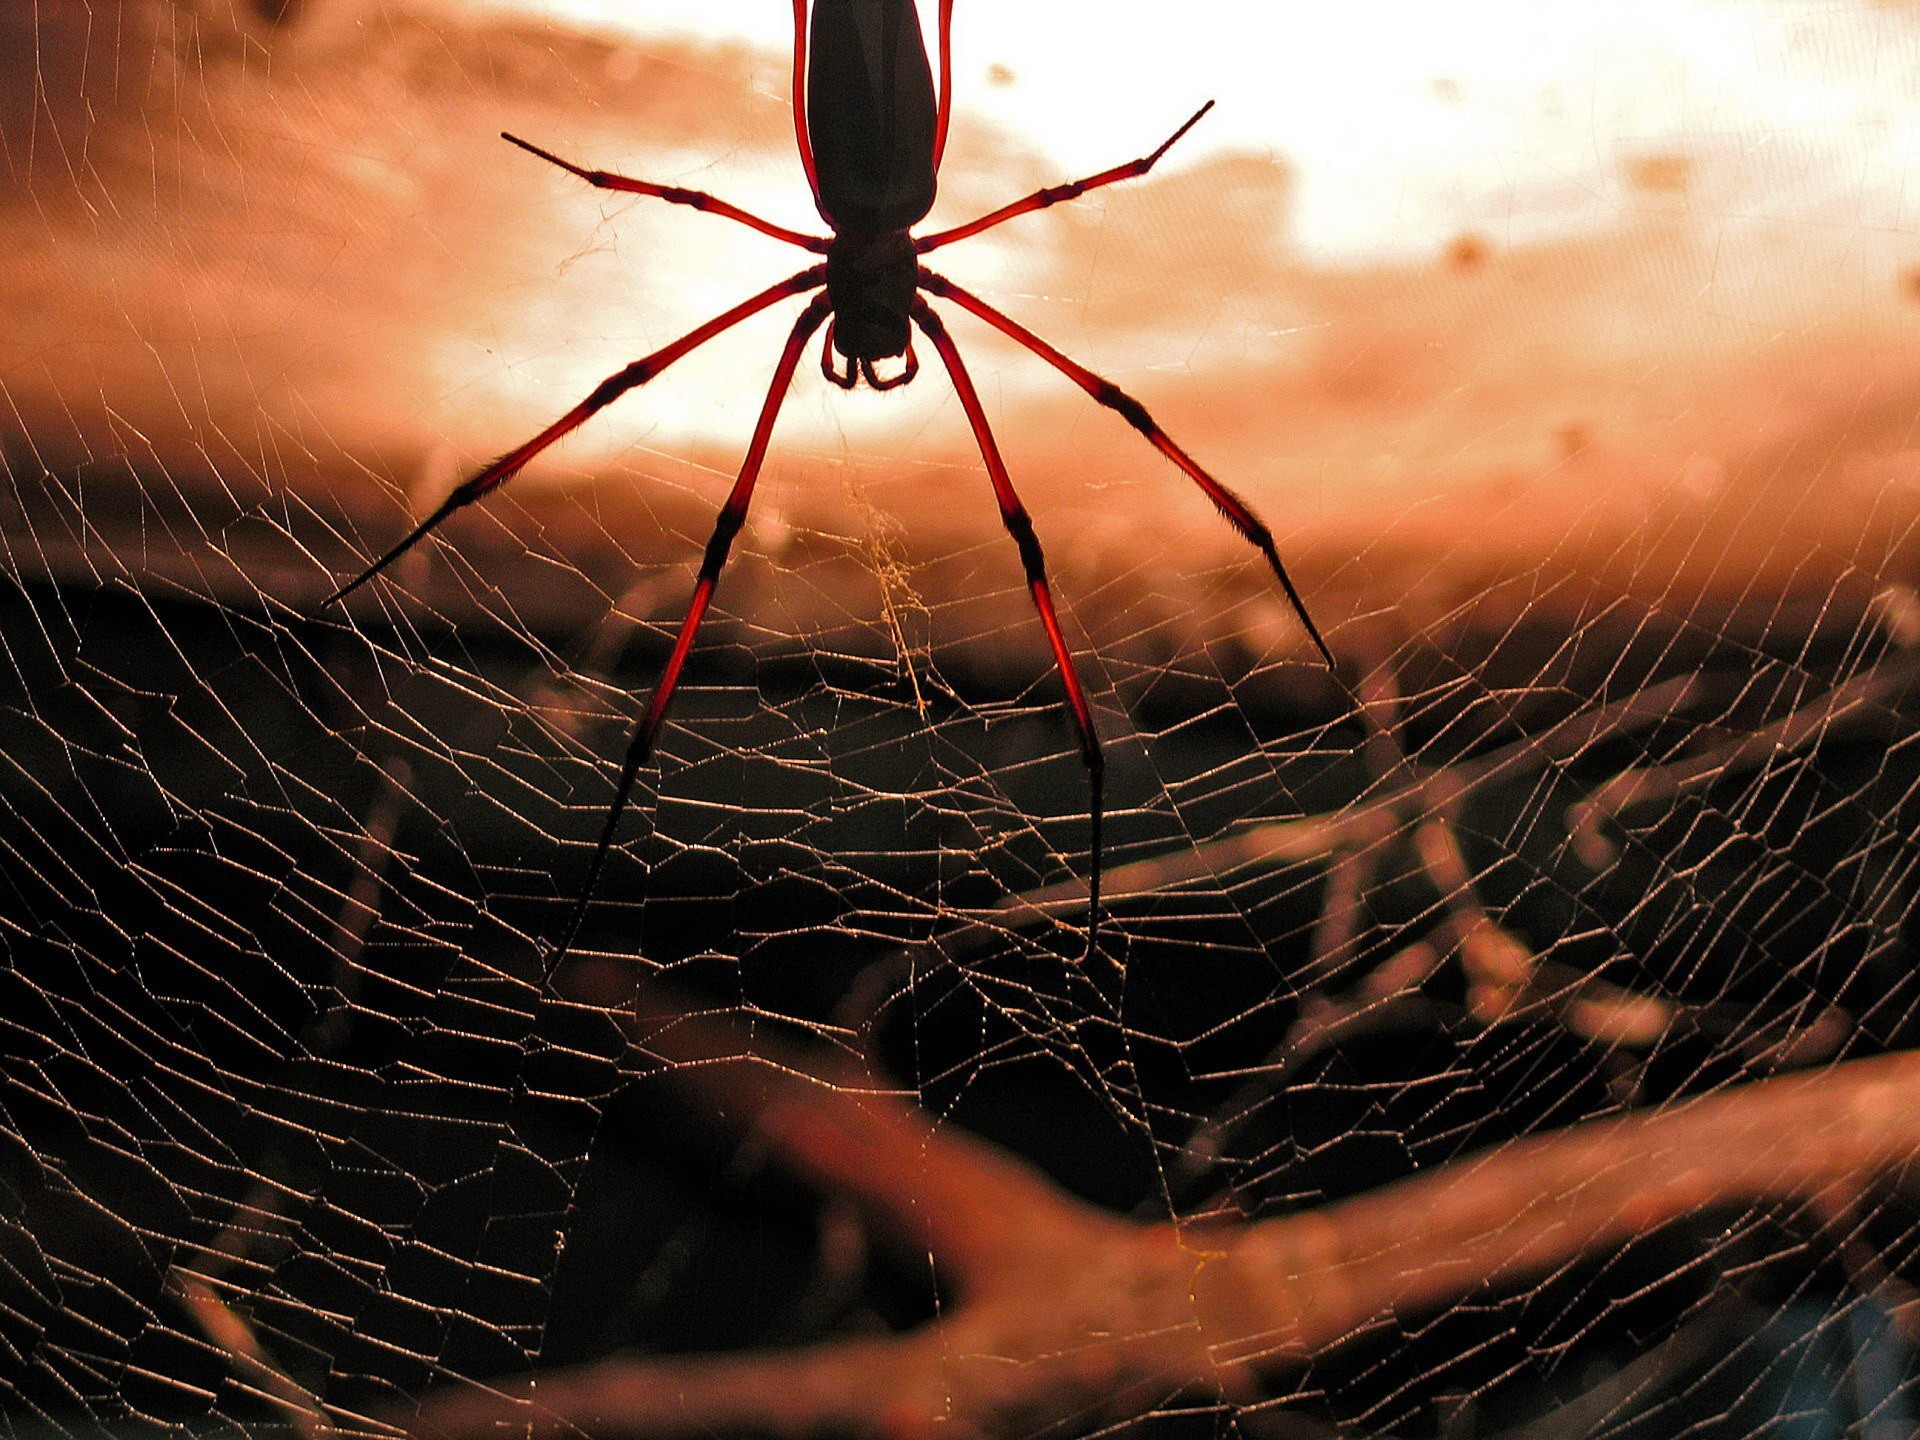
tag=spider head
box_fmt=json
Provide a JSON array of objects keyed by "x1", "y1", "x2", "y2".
[{"x1": 825, "y1": 228, "x2": 919, "y2": 367}]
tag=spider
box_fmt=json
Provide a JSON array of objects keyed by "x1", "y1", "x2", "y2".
[{"x1": 325, "y1": 0, "x2": 1336, "y2": 961}]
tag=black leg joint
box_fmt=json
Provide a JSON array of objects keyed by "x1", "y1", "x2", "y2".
[
  {"x1": 701, "y1": 506, "x2": 746, "y2": 579},
  {"x1": 444, "y1": 472, "x2": 492, "y2": 509},
  {"x1": 914, "y1": 303, "x2": 949, "y2": 343},
  {"x1": 1004, "y1": 509, "x2": 1048, "y2": 585},
  {"x1": 591, "y1": 365, "x2": 647, "y2": 408},
  {"x1": 1094, "y1": 381, "x2": 1154, "y2": 438}
]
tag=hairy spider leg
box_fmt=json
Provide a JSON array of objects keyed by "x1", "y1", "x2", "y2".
[
  {"x1": 324, "y1": 266, "x2": 827, "y2": 606},
  {"x1": 502, "y1": 133, "x2": 830, "y2": 253},
  {"x1": 821, "y1": 321, "x2": 859, "y2": 389},
  {"x1": 860, "y1": 352, "x2": 918, "y2": 390},
  {"x1": 548, "y1": 294, "x2": 833, "y2": 966},
  {"x1": 913, "y1": 300, "x2": 1107, "y2": 963},
  {"x1": 920, "y1": 271, "x2": 1341, "y2": 675},
  {"x1": 791, "y1": 0, "x2": 825, "y2": 216},
  {"x1": 916, "y1": 100, "x2": 1214, "y2": 254},
  {"x1": 931, "y1": 0, "x2": 955, "y2": 171}
]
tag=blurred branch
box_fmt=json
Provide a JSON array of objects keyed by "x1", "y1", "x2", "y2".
[
  {"x1": 395, "y1": 978, "x2": 1920, "y2": 1440},
  {"x1": 992, "y1": 671, "x2": 1705, "y2": 930},
  {"x1": 1567, "y1": 650, "x2": 1920, "y2": 865},
  {"x1": 171, "y1": 1269, "x2": 331, "y2": 1440},
  {"x1": 968, "y1": 646, "x2": 1906, "y2": 1100},
  {"x1": 993, "y1": 643, "x2": 1918, "y2": 943},
  {"x1": 1171, "y1": 654, "x2": 1851, "y2": 1194}
]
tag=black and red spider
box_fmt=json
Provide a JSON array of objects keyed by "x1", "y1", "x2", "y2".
[{"x1": 326, "y1": 0, "x2": 1335, "y2": 961}]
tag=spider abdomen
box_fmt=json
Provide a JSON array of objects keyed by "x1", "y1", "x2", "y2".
[{"x1": 806, "y1": 0, "x2": 938, "y2": 235}]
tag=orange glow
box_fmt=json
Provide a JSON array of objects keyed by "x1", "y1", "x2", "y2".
[
  {"x1": 16, "y1": 0, "x2": 1918, "y2": 639},
  {"x1": 479, "y1": 0, "x2": 1920, "y2": 261},
  {"x1": 441, "y1": 2, "x2": 1920, "y2": 424},
  {"x1": 395, "y1": 0, "x2": 1920, "y2": 636}
]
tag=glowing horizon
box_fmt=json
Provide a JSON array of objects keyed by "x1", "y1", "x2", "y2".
[
  {"x1": 470, "y1": 0, "x2": 1920, "y2": 263},
  {"x1": 374, "y1": 0, "x2": 1920, "y2": 609}
]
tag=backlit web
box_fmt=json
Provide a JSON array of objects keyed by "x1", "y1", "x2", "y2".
[{"x1": 5, "y1": 2, "x2": 1920, "y2": 1437}]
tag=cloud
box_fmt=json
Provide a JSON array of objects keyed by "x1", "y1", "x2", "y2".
[{"x1": 5, "y1": 0, "x2": 1919, "y2": 672}]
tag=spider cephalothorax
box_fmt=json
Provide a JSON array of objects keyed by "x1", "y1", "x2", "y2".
[
  {"x1": 822, "y1": 228, "x2": 920, "y2": 388},
  {"x1": 324, "y1": 0, "x2": 1337, "y2": 963}
]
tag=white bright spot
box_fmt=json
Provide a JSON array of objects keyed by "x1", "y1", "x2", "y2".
[{"x1": 467, "y1": 0, "x2": 1920, "y2": 261}]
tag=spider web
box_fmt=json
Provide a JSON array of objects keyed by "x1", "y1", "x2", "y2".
[{"x1": 5, "y1": 1, "x2": 1920, "y2": 1437}]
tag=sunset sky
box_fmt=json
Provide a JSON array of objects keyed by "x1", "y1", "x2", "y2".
[
  {"x1": 414, "y1": 0, "x2": 1920, "y2": 623},
  {"x1": 477, "y1": 0, "x2": 1920, "y2": 261},
  {"x1": 8, "y1": 0, "x2": 1920, "y2": 649}
]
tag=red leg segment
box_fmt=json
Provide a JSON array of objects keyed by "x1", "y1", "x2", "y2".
[
  {"x1": 859, "y1": 347, "x2": 919, "y2": 391},
  {"x1": 912, "y1": 300, "x2": 1107, "y2": 963},
  {"x1": 932, "y1": 0, "x2": 955, "y2": 172},
  {"x1": 916, "y1": 100, "x2": 1213, "y2": 254},
  {"x1": 919, "y1": 271, "x2": 1340, "y2": 675},
  {"x1": 325, "y1": 266, "x2": 826, "y2": 606},
  {"x1": 502, "y1": 133, "x2": 829, "y2": 253},
  {"x1": 791, "y1": 0, "x2": 827, "y2": 218},
  {"x1": 548, "y1": 293, "x2": 833, "y2": 965},
  {"x1": 821, "y1": 322, "x2": 858, "y2": 389}
]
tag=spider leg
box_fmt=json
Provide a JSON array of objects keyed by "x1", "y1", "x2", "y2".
[
  {"x1": 548, "y1": 293, "x2": 832, "y2": 967},
  {"x1": 502, "y1": 133, "x2": 830, "y2": 253},
  {"x1": 821, "y1": 321, "x2": 859, "y2": 389},
  {"x1": 791, "y1": 0, "x2": 827, "y2": 220},
  {"x1": 859, "y1": 346, "x2": 919, "y2": 391},
  {"x1": 916, "y1": 100, "x2": 1213, "y2": 255},
  {"x1": 324, "y1": 265, "x2": 826, "y2": 606},
  {"x1": 912, "y1": 299, "x2": 1107, "y2": 964},
  {"x1": 919, "y1": 271, "x2": 1340, "y2": 676},
  {"x1": 931, "y1": 0, "x2": 955, "y2": 172}
]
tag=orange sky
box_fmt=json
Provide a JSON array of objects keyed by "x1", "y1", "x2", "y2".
[
  {"x1": 431, "y1": 0, "x2": 1920, "y2": 598},
  {"x1": 6, "y1": 0, "x2": 1920, "y2": 657}
]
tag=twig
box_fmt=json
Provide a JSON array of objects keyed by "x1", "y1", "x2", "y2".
[
  {"x1": 313, "y1": 754, "x2": 412, "y2": 1048},
  {"x1": 1299, "y1": 645, "x2": 1409, "y2": 989},
  {"x1": 1568, "y1": 652, "x2": 1920, "y2": 863},
  {"x1": 993, "y1": 673, "x2": 1704, "y2": 928},
  {"x1": 171, "y1": 1272, "x2": 332, "y2": 1440},
  {"x1": 1806, "y1": 1184, "x2": 1920, "y2": 1349},
  {"x1": 398, "y1": 981, "x2": 1920, "y2": 1440}
]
